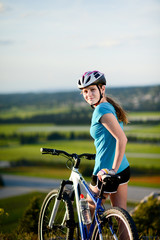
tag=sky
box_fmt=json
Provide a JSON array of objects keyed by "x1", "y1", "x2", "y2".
[{"x1": 0, "y1": 0, "x2": 160, "y2": 93}]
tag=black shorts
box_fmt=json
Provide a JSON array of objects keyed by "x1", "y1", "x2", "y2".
[{"x1": 91, "y1": 166, "x2": 130, "y2": 193}]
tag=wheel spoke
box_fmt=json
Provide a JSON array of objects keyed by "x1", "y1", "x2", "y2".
[{"x1": 92, "y1": 207, "x2": 139, "y2": 240}]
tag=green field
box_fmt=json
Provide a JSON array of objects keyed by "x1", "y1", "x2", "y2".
[
  {"x1": 0, "y1": 140, "x2": 160, "y2": 183},
  {"x1": 0, "y1": 121, "x2": 160, "y2": 188},
  {"x1": 128, "y1": 111, "x2": 160, "y2": 118},
  {"x1": 0, "y1": 105, "x2": 69, "y2": 119},
  {"x1": 0, "y1": 192, "x2": 45, "y2": 234},
  {"x1": 1, "y1": 109, "x2": 160, "y2": 119},
  {"x1": 0, "y1": 140, "x2": 94, "y2": 161},
  {"x1": 0, "y1": 140, "x2": 160, "y2": 162},
  {"x1": 0, "y1": 123, "x2": 91, "y2": 136},
  {"x1": 124, "y1": 124, "x2": 160, "y2": 139}
]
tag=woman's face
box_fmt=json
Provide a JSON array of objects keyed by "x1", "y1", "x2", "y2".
[{"x1": 82, "y1": 85, "x2": 101, "y2": 106}]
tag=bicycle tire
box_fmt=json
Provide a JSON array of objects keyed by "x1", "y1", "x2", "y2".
[
  {"x1": 92, "y1": 207, "x2": 139, "y2": 240},
  {"x1": 38, "y1": 189, "x2": 75, "y2": 240}
]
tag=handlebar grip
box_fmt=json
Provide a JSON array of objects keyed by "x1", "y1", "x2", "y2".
[
  {"x1": 102, "y1": 174, "x2": 121, "y2": 182},
  {"x1": 40, "y1": 148, "x2": 59, "y2": 155}
]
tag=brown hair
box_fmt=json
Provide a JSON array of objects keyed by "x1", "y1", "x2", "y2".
[
  {"x1": 98, "y1": 84, "x2": 128, "y2": 124},
  {"x1": 106, "y1": 96, "x2": 128, "y2": 124}
]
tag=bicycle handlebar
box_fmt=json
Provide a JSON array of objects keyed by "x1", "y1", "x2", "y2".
[
  {"x1": 40, "y1": 148, "x2": 121, "y2": 188},
  {"x1": 40, "y1": 148, "x2": 95, "y2": 160}
]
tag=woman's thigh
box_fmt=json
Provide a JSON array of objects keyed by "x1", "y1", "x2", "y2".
[
  {"x1": 110, "y1": 183, "x2": 128, "y2": 210},
  {"x1": 87, "y1": 184, "x2": 109, "y2": 207}
]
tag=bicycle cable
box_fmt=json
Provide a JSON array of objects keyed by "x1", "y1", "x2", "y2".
[{"x1": 66, "y1": 158, "x2": 74, "y2": 170}]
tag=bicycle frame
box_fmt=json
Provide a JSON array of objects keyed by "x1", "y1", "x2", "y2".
[
  {"x1": 48, "y1": 162, "x2": 105, "y2": 240},
  {"x1": 70, "y1": 166, "x2": 104, "y2": 240}
]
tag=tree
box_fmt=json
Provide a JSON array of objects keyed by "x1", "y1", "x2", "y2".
[
  {"x1": 131, "y1": 194, "x2": 160, "y2": 238},
  {"x1": 17, "y1": 196, "x2": 40, "y2": 234}
]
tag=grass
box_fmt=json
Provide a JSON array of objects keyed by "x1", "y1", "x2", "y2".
[
  {"x1": 0, "y1": 141, "x2": 160, "y2": 161},
  {"x1": 0, "y1": 121, "x2": 160, "y2": 189},
  {"x1": 1, "y1": 166, "x2": 160, "y2": 188},
  {"x1": 0, "y1": 106, "x2": 70, "y2": 119},
  {"x1": 0, "y1": 166, "x2": 71, "y2": 179},
  {"x1": 126, "y1": 143, "x2": 160, "y2": 154},
  {"x1": 129, "y1": 176, "x2": 160, "y2": 188},
  {"x1": 128, "y1": 111, "x2": 160, "y2": 118},
  {"x1": 1, "y1": 110, "x2": 160, "y2": 120},
  {"x1": 0, "y1": 123, "x2": 91, "y2": 135},
  {"x1": 0, "y1": 141, "x2": 160, "y2": 178},
  {"x1": 124, "y1": 124, "x2": 160, "y2": 137},
  {"x1": 0, "y1": 120, "x2": 160, "y2": 136},
  {"x1": 0, "y1": 192, "x2": 46, "y2": 233},
  {"x1": 128, "y1": 157, "x2": 160, "y2": 168},
  {"x1": 0, "y1": 140, "x2": 95, "y2": 162}
]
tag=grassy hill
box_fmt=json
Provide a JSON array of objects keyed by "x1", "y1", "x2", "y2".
[
  {"x1": 0, "y1": 85, "x2": 159, "y2": 124},
  {"x1": 0, "y1": 85, "x2": 160, "y2": 111}
]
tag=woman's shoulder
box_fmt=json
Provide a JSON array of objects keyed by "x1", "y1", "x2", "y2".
[
  {"x1": 96, "y1": 102, "x2": 115, "y2": 113},
  {"x1": 93, "y1": 102, "x2": 116, "y2": 121}
]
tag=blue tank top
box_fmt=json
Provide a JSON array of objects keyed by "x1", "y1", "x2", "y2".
[{"x1": 90, "y1": 102, "x2": 129, "y2": 175}]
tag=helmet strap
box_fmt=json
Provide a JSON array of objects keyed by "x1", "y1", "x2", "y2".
[{"x1": 91, "y1": 85, "x2": 103, "y2": 108}]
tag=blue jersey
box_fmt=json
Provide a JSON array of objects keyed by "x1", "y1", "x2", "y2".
[{"x1": 90, "y1": 102, "x2": 129, "y2": 175}]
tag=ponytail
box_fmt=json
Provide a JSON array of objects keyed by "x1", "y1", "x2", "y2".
[{"x1": 106, "y1": 96, "x2": 128, "y2": 124}]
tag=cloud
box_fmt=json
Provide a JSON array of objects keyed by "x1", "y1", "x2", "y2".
[
  {"x1": 83, "y1": 32, "x2": 156, "y2": 50},
  {"x1": 0, "y1": 2, "x2": 4, "y2": 13},
  {"x1": 20, "y1": 10, "x2": 49, "y2": 18},
  {"x1": 84, "y1": 40, "x2": 121, "y2": 49},
  {"x1": 0, "y1": 39, "x2": 14, "y2": 45},
  {"x1": 0, "y1": 2, "x2": 12, "y2": 13}
]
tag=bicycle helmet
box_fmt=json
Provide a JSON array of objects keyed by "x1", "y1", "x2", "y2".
[{"x1": 77, "y1": 71, "x2": 106, "y2": 90}]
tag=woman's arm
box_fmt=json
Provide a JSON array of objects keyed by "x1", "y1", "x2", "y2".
[{"x1": 100, "y1": 113, "x2": 128, "y2": 173}]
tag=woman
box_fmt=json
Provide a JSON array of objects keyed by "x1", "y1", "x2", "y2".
[{"x1": 77, "y1": 70, "x2": 130, "y2": 215}]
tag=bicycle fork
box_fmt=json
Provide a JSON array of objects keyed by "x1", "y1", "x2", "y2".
[
  {"x1": 48, "y1": 180, "x2": 73, "y2": 229},
  {"x1": 48, "y1": 197, "x2": 61, "y2": 228}
]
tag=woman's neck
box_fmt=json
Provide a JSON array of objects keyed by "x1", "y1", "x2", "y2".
[{"x1": 93, "y1": 96, "x2": 107, "y2": 107}]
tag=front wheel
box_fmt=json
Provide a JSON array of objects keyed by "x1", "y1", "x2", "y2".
[
  {"x1": 38, "y1": 189, "x2": 74, "y2": 240},
  {"x1": 92, "y1": 207, "x2": 139, "y2": 240}
]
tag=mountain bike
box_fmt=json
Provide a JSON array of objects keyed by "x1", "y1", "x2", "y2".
[{"x1": 38, "y1": 148, "x2": 139, "y2": 240}]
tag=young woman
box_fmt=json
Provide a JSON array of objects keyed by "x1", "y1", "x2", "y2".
[{"x1": 77, "y1": 70, "x2": 130, "y2": 215}]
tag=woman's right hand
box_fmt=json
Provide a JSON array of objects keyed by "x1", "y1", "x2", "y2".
[{"x1": 97, "y1": 168, "x2": 116, "y2": 181}]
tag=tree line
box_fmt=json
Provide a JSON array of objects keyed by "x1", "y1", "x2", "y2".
[
  {"x1": 1, "y1": 131, "x2": 159, "y2": 144},
  {"x1": 0, "y1": 85, "x2": 160, "y2": 112},
  {"x1": 0, "y1": 109, "x2": 160, "y2": 125}
]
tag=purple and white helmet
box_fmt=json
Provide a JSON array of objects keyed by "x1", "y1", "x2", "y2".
[{"x1": 78, "y1": 71, "x2": 106, "y2": 89}]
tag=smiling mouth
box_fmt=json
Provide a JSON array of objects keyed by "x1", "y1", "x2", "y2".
[{"x1": 88, "y1": 98, "x2": 94, "y2": 101}]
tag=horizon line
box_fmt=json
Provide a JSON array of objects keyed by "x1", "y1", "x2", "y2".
[{"x1": 0, "y1": 83, "x2": 159, "y2": 95}]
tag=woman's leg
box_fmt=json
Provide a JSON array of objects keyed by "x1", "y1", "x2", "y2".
[
  {"x1": 110, "y1": 183, "x2": 128, "y2": 210},
  {"x1": 87, "y1": 184, "x2": 109, "y2": 217},
  {"x1": 86, "y1": 184, "x2": 99, "y2": 217},
  {"x1": 110, "y1": 183, "x2": 128, "y2": 239}
]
